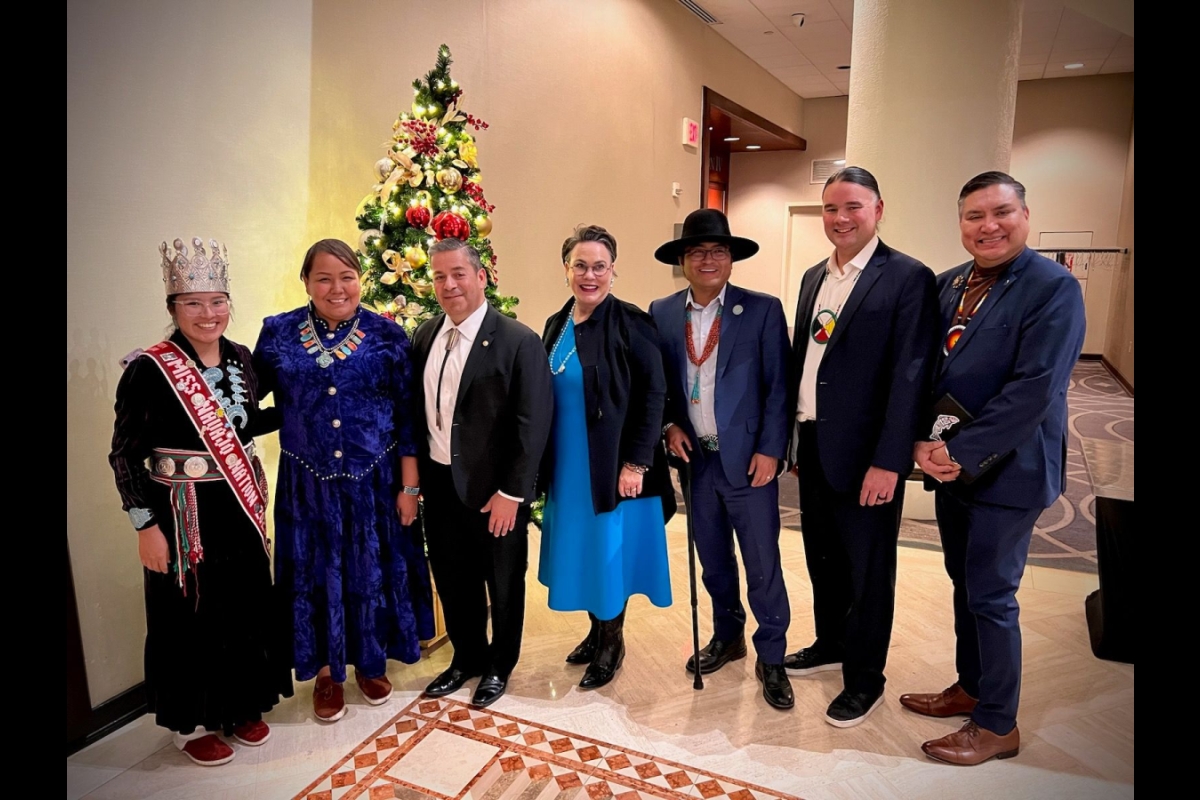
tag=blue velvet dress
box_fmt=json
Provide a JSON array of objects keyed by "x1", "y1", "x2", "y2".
[
  {"x1": 253, "y1": 306, "x2": 434, "y2": 682},
  {"x1": 538, "y1": 318, "x2": 672, "y2": 621}
]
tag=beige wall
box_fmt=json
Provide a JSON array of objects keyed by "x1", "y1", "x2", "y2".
[
  {"x1": 1012, "y1": 74, "x2": 1134, "y2": 354},
  {"x1": 307, "y1": 0, "x2": 803, "y2": 328},
  {"x1": 67, "y1": 0, "x2": 313, "y2": 704},
  {"x1": 1105, "y1": 124, "x2": 1135, "y2": 387}
]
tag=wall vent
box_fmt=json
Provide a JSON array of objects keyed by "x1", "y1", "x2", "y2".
[
  {"x1": 677, "y1": 0, "x2": 720, "y2": 24},
  {"x1": 810, "y1": 158, "x2": 846, "y2": 184}
]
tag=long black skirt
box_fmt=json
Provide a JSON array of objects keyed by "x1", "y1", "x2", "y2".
[{"x1": 143, "y1": 479, "x2": 294, "y2": 735}]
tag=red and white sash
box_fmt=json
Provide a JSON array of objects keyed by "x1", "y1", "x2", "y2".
[{"x1": 140, "y1": 341, "x2": 269, "y2": 552}]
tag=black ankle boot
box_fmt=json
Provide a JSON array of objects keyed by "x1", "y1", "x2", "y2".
[
  {"x1": 565, "y1": 613, "x2": 600, "y2": 664},
  {"x1": 580, "y1": 609, "x2": 625, "y2": 689}
]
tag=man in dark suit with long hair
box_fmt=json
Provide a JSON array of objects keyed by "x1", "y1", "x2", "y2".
[
  {"x1": 785, "y1": 166, "x2": 939, "y2": 728},
  {"x1": 411, "y1": 238, "x2": 553, "y2": 708}
]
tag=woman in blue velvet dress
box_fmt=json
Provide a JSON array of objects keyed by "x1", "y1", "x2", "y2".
[
  {"x1": 253, "y1": 239, "x2": 433, "y2": 722},
  {"x1": 539, "y1": 225, "x2": 674, "y2": 690}
]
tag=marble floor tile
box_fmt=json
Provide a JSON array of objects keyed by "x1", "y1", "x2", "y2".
[{"x1": 69, "y1": 525, "x2": 1133, "y2": 800}]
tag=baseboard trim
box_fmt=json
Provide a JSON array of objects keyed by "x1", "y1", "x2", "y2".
[
  {"x1": 1100, "y1": 356, "x2": 1134, "y2": 396},
  {"x1": 66, "y1": 683, "x2": 147, "y2": 756},
  {"x1": 1078, "y1": 353, "x2": 1102, "y2": 361}
]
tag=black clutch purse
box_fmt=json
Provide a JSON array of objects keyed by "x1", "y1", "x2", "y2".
[{"x1": 930, "y1": 393, "x2": 974, "y2": 443}]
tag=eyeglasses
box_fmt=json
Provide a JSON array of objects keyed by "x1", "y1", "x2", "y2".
[
  {"x1": 684, "y1": 246, "x2": 731, "y2": 263},
  {"x1": 173, "y1": 298, "x2": 231, "y2": 316},
  {"x1": 569, "y1": 262, "x2": 613, "y2": 277}
]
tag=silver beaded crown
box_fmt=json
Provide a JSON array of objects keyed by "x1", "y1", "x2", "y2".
[{"x1": 160, "y1": 237, "x2": 231, "y2": 296}]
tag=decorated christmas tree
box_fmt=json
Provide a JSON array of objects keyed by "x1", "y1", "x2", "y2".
[{"x1": 356, "y1": 45, "x2": 516, "y2": 331}]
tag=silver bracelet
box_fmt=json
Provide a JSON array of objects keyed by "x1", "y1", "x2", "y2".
[{"x1": 622, "y1": 462, "x2": 649, "y2": 475}]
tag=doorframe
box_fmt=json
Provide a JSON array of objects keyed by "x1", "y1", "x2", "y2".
[{"x1": 782, "y1": 202, "x2": 824, "y2": 324}]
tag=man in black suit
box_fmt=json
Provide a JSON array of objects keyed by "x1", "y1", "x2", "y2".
[
  {"x1": 411, "y1": 238, "x2": 553, "y2": 708},
  {"x1": 785, "y1": 167, "x2": 938, "y2": 727}
]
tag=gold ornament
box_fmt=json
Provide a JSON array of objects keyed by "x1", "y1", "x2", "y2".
[
  {"x1": 404, "y1": 245, "x2": 428, "y2": 268},
  {"x1": 379, "y1": 272, "x2": 400, "y2": 285},
  {"x1": 402, "y1": 302, "x2": 425, "y2": 319},
  {"x1": 375, "y1": 157, "x2": 396, "y2": 181},
  {"x1": 415, "y1": 190, "x2": 433, "y2": 207},
  {"x1": 475, "y1": 215, "x2": 493, "y2": 236},
  {"x1": 436, "y1": 167, "x2": 463, "y2": 193}
]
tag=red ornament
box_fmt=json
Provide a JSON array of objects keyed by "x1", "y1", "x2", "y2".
[
  {"x1": 405, "y1": 206, "x2": 432, "y2": 228},
  {"x1": 432, "y1": 211, "x2": 471, "y2": 241}
]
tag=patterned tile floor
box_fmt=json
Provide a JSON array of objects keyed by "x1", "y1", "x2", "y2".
[{"x1": 295, "y1": 698, "x2": 799, "y2": 800}]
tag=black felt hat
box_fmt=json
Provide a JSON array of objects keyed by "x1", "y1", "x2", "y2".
[{"x1": 654, "y1": 208, "x2": 760, "y2": 265}]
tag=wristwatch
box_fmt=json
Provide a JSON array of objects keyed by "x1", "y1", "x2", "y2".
[{"x1": 401, "y1": 485, "x2": 421, "y2": 496}]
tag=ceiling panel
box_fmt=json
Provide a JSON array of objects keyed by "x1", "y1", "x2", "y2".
[{"x1": 692, "y1": 0, "x2": 1132, "y2": 98}]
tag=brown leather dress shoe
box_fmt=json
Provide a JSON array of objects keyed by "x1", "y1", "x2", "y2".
[
  {"x1": 922, "y1": 720, "x2": 1020, "y2": 766},
  {"x1": 313, "y1": 675, "x2": 346, "y2": 722},
  {"x1": 899, "y1": 683, "x2": 978, "y2": 717}
]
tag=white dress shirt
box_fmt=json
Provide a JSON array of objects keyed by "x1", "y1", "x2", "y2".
[
  {"x1": 685, "y1": 285, "x2": 726, "y2": 439},
  {"x1": 797, "y1": 235, "x2": 879, "y2": 421},
  {"x1": 424, "y1": 301, "x2": 487, "y2": 465},
  {"x1": 422, "y1": 301, "x2": 521, "y2": 502}
]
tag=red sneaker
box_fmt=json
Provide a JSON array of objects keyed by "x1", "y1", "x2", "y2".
[
  {"x1": 181, "y1": 734, "x2": 235, "y2": 766},
  {"x1": 232, "y1": 720, "x2": 271, "y2": 746}
]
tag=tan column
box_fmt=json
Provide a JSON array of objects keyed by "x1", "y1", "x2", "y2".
[{"x1": 846, "y1": 0, "x2": 1022, "y2": 271}]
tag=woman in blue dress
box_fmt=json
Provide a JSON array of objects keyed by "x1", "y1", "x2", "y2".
[
  {"x1": 539, "y1": 224, "x2": 674, "y2": 690},
  {"x1": 253, "y1": 239, "x2": 433, "y2": 722}
]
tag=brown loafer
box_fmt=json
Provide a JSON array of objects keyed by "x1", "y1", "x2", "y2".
[
  {"x1": 313, "y1": 675, "x2": 346, "y2": 722},
  {"x1": 355, "y1": 671, "x2": 393, "y2": 706},
  {"x1": 922, "y1": 720, "x2": 1019, "y2": 766},
  {"x1": 899, "y1": 683, "x2": 978, "y2": 717}
]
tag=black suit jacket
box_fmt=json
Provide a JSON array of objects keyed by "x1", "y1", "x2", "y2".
[
  {"x1": 787, "y1": 240, "x2": 939, "y2": 493},
  {"x1": 411, "y1": 305, "x2": 553, "y2": 510},
  {"x1": 539, "y1": 295, "x2": 676, "y2": 521}
]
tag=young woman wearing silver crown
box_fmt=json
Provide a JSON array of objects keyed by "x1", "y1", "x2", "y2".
[{"x1": 109, "y1": 238, "x2": 293, "y2": 766}]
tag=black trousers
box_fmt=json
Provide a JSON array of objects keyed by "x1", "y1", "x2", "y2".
[
  {"x1": 796, "y1": 422, "x2": 902, "y2": 695},
  {"x1": 422, "y1": 461, "x2": 529, "y2": 677}
]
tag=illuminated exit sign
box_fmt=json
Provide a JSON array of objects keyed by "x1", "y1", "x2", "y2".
[{"x1": 682, "y1": 117, "x2": 700, "y2": 148}]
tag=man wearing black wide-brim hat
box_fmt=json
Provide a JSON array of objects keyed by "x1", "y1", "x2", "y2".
[{"x1": 650, "y1": 209, "x2": 794, "y2": 710}]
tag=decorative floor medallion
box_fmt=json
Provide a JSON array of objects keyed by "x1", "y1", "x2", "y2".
[{"x1": 293, "y1": 697, "x2": 802, "y2": 800}]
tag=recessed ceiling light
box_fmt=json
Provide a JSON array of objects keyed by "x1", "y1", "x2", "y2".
[
  {"x1": 836, "y1": 65, "x2": 851, "y2": 70},
  {"x1": 724, "y1": 137, "x2": 740, "y2": 142},
  {"x1": 1064, "y1": 62, "x2": 1085, "y2": 70},
  {"x1": 745, "y1": 145, "x2": 762, "y2": 150}
]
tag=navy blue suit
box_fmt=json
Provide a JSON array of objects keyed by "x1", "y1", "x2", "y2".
[
  {"x1": 788, "y1": 241, "x2": 939, "y2": 695},
  {"x1": 651, "y1": 284, "x2": 791, "y2": 662},
  {"x1": 929, "y1": 247, "x2": 1085, "y2": 734}
]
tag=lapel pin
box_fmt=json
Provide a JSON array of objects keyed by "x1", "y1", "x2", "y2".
[
  {"x1": 482, "y1": 340, "x2": 490, "y2": 347},
  {"x1": 732, "y1": 304, "x2": 744, "y2": 316},
  {"x1": 952, "y1": 275, "x2": 966, "y2": 289}
]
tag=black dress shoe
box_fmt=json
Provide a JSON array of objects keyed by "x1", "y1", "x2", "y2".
[
  {"x1": 754, "y1": 661, "x2": 795, "y2": 710},
  {"x1": 424, "y1": 667, "x2": 478, "y2": 698},
  {"x1": 471, "y1": 672, "x2": 508, "y2": 708},
  {"x1": 685, "y1": 636, "x2": 748, "y2": 675},
  {"x1": 566, "y1": 614, "x2": 600, "y2": 665}
]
